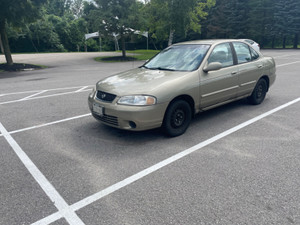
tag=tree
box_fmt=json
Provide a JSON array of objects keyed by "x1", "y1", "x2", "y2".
[
  {"x1": 146, "y1": 0, "x2": 215, "y2": 46},
  {"x1": 204, "y1": 0, "x2": 230, "y2": 39},
  {"x1": 221, "y1": 0, "x2": 250, "y2": 39},
  {"x1": 46, "y1": 0, "x2": 73, "y2": 17},
  {"x1": 71, "y1": 0, "x2": 85, "y2": 18},
  {"x1": 89, "y1": 0, "x2": 141, "y2": 58},
  {"x1": 0, "y1": 0, "x2": 47, "y2": 65},
  {"x1": 288, "y1": 0, "x2": 300, "y2": 48},
  {"x1": 0, "y1": 34, "x2": 4, "y2": 53},
  {"x1": 24, "y1": 15, "x2": 66, "y2": 52},
  {"x1": 274, "y1": 0, "x2": 291, "y2": 48},
  {"x1": 247, "y1": 0, "x2": 274, "y2": 48}
]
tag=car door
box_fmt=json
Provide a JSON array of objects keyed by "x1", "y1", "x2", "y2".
[
  {"x1": 199, "y1": 43, "x2": 239, "y2": 109},
  {"x1": 232, "y1": 42, "x2": 264, "y2": 97}
]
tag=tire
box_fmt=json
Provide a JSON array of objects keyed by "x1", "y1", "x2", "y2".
[
  {"x1": 248, "y1": 78, "x2": 268, "y2": 105},
  {"x1": 162, "y1": 100, "x2": 192, "y2": 137}
]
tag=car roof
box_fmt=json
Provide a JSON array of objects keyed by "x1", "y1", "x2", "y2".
[{"x1": 173, "y1": 39, "x2": 240, "y2": 46}]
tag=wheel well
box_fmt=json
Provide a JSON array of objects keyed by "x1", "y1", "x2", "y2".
[
  {"x1": 260, "y1": 75, "x2": 269, "y2": 91},
  {"x1": 168, "y1": 95, "x2": 195, "y2": 115}
]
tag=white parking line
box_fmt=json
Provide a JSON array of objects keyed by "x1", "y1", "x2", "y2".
[
  {"x1": 0, "y1": 85, "x2": 93, "y2": 97},
  {"x1": 277, "y1": 61, "x2": 300, "y2": 67},
  {"x1": 75, "y1": 86, "x2": 89, "y2": 92},
  {"x1": 20, "y1": 90, "x2": 48, "y2": 100},
  {"x1": 0, "y1": 113, "x2": 91, "y2": 137},
  {"x1": 0, "y1": 90, "x2": 43, "y2": 97},
  {"x1": 1, "y1": 58, "x2": 299, "y2": 225},
  {"x1": 31, "y1": 97, "x2": 300, "y2": 225},
  {"x1": 273, "y1": 53, "x2": 300, "y2": 59},
  {"x1": 0, "y1": 123, "x2": 85, "y2": 225},
  {"x1": 0, "y1": 89, "x2": 92, "y2": 105}
]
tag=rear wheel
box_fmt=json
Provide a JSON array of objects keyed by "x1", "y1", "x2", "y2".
[
  {"x1": 248, "y1": 78, "x2": 268, "y2": 105},
  {"x1": 162, "y1": 100, "x2": 192, "y2": 137}
]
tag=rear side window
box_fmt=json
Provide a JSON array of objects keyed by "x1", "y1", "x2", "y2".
[
  {"x1": 233, "y1": 42, "x2": 251, "y2": 64},
  {"x1": 207, "y1": 43, "x2": 234, "y2": 68},
  {"x1": 250, "y1": 48, "x2": 259, "y2": 60}
]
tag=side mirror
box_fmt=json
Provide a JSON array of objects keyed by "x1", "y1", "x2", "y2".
[{"x1": 203, "y1": 62, "x2": 222, "y2": 73}]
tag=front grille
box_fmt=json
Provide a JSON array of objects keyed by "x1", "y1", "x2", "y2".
[
  {"x1": 96, "y1": 91, "x2": 116, "y2": 103},
  {"x1": 92, "y1": 113, "x2": 119, "y2": 126}
]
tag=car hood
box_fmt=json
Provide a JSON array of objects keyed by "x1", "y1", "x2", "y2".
[{"x1": 96, "y1": 68, "x2": 189, "y2": 96}]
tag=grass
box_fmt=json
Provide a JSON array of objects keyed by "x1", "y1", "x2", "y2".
[
  {"x1": 95, "y1": 49, "x2": 160, "y2": 62},
  {"x1": 125, "y1": 49, "x2": 160, "y2": 60},
  {"x1": 0, "y1": 63, "x2": 46, "y2": 72}
]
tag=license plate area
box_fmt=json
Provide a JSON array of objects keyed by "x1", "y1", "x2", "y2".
[{"x1": 93, "y1": 103, "x2": 104, "y2": 116}]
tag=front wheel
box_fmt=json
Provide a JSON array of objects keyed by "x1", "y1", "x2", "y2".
[
  {"x1": 248, "y1": 78, "x2": 268, "y2": 105},
  {"x1": 162, "y1": 100, "x2": 192, "y2": 137}
]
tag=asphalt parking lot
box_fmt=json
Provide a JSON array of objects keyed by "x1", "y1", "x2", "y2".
[{"x1": 1, "y1": 50, "x2": 300, "y2": 225}]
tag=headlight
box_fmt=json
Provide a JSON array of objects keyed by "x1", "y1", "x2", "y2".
[{"x1": 118, "y1": 95, "x2": 156, "y2": 106}]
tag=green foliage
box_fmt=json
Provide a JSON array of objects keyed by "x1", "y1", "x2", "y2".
[
  {"x1": 273, "y1": 0, "x2": 300, "y2": 48},
  {"x1": 3, "y1": 0, "x2": 300, "y2": 55},
  {"x1": 246, "y1": 0, "x2": 273, "y2": 46},
  {"x1": 145, "y1": 0, "x2": 215, "y2": 46},
  {"x1": 0, "y1": 0, "x2": 48, "y2": 64},
  {"x1": 25, "y1": 16, "x2": 66, "y2": 52},
  {"x1": 46, "y1": 0, "x2": 85, "y2": 18},
  {"x1": 204, "y1": 0, "x2": 229, "y2": 38},
  {"x1": 188, "y1": 0, "x2": 216, "y2": 33},
  {"x1": 126, "y1": 49, "x2": 159, "y2": 60},
  {"x1": 204, "y1": 0, "x2": 300, "y2": 49},
  {"x1": 86, "y1": 39, "x2": 100, "y2": 51},
  {"x1": 46, "y1": 0, "x2": 73, "y2": 17},
  {"x1": 95, "y1": 49, "x2": 159, "y2": 62},
  {"x1": 0, "y1": 0, "x2": 48, "y2": 25},
  {"x1": 6, "y1": 0, "x2": 90, "y2": 53},
  {"x1": 87, "y1": 0, "x2": 142, "y2": 57}
]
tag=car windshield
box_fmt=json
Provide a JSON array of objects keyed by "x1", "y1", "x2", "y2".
[{"x1": 143, "y1": 44, "x2": 210, "y2": 72}]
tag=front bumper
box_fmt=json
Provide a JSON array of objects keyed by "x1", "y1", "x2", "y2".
[{"x1": 88, "y1": 94, "x2": 168, "y2": 131}]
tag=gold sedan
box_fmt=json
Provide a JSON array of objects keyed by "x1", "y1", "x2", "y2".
[{"x1": 88, "y1": 39, "x2": 276, "y2": 136}]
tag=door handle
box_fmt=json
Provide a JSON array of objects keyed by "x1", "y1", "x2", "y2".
[
  {"x1": 231, "y1": 71, "x2": 238, "y2": 75},
  {"x1": 257, "y1": 65, "x2": 263, "y2": 68}
]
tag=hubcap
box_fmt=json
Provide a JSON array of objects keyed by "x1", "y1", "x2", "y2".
[
  {"x1": 172, "y1": 109, "x2": 185, "y2": 127},
  {"x1": 257, "y1": 84, "x2": 264, "y2": 98}
]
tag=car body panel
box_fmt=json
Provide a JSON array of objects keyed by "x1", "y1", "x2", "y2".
[
  {"x1": 199, "y1": 64, "x2": 239, "y2": 108},
  {"x1": 237, "y1": 60, "x2": 264, "y2": 96},
  {"x1": 96, "y1": 68, "x2": 199, "y2": 104},
  {"x1": 88, "y1": 97, "x2": 168, "y2": 130}
]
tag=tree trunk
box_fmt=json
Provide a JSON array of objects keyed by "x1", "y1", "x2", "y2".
[
  {"x1": 121, "y1": 34, "x2": 126, "y2": 58},
  {"x1": 260, "y1": 36, "x2": 265, "y2": 49},
  {"x1": 282, "y1": 36, "x2": 286, "y2": 49},
  {"x1": 0, "y1": 34, "x2": 4, "y2": 54},
  {"x1": 168, "y1": 29, "x2": 175, "y2": 46},
  {"x1": 0, "y1": 20, "x2": 13, "y2": 65},
  {"x1": 293, "y1": 33, "x2": 299, "y2": 49},
  {"x1": 271, "y1": 36, "x2": 275, "y2": 49},
  {"x1": 150, "y1": 37, "x2": 158, "y2": 50}
]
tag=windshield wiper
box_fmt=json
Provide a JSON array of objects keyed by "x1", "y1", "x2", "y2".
[{"x1": 148, "y1": 67, "x2": 176, "y2": 71}]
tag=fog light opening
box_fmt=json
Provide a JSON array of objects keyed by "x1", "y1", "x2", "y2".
[{"x1": 129, "y1": 121, "x2": 137, "y2": 129}]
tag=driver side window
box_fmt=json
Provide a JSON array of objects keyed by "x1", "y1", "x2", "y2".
[{"x1": 207, "y1": 43, "x2": 234, "y2": 68}]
